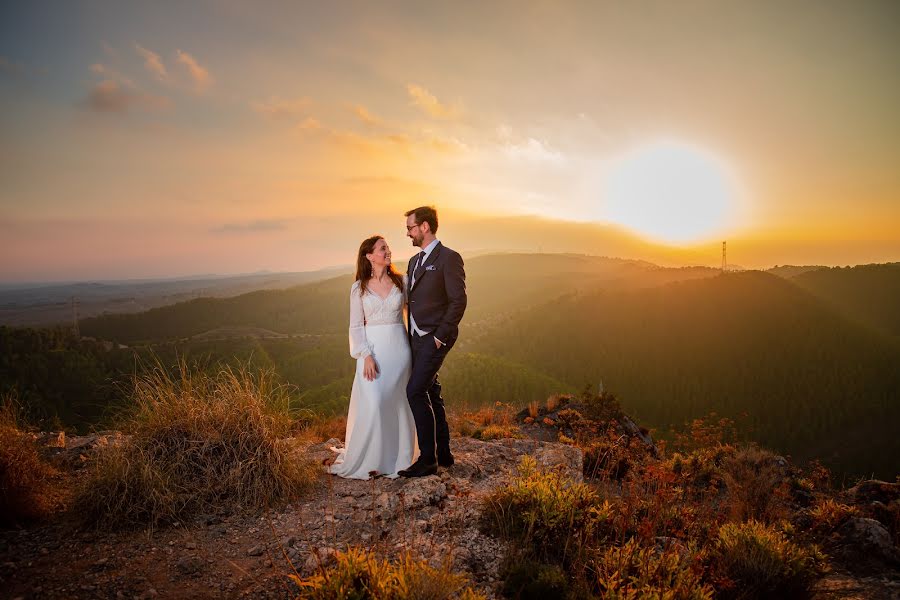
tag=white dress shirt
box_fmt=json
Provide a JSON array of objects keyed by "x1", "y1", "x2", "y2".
[{"x1": 409, "y1": 238, "x2": 443, "y2": 345}]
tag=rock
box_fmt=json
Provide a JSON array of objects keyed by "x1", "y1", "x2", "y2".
[
  {"x1": 400, "y1": 477, "x2": 447, "y2": 510},
  {"x1": 837, "y1": 517, "x2": 900, "y2": 568},
  {"x1": 36, "y1": 431, "x2": 66, "y2": 448},
  {"x1": 247, "y1": 545, "x2": 265, "y2": 557},
  {"x1": 303, "y1": 547, "x2": 337, "y2": 575},
  {"x1": 175, "y1": 556, "x2": 204, "y2": 576},
  {"x1": 847, "y1": 480, "x2": 900, "y2": 506}
]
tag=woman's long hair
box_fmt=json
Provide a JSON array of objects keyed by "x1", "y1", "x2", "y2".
[{"x1": 355, "y1": 235, "x2": 404, "y2": 296}]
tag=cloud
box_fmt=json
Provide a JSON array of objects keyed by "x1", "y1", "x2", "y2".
[
  {"x1": 175, "y1": 49, "x2": 213, "y2": 92},
  {"x1": 85, "y1": 80, "x2": 171, "y2": 114},
  {"x1": 89, "y1": 63, "x2": 136, "y2": 88},
  {"x1": 299, "y1": 122, "x2": 466, "y2": 158},
  {"x1": 406, "y1": 83, "x2": 459, "y2": 119},
  {"x1": 134, "y1": 43, "x2": 169, "y2": 82},
  {"x1": 352, "y1": 104, "x2": 382, "y2": 126},
  {"x1": 297, "y1": 117, "x2": 322, "y2": 131},
  {"x1": 504, "y1": 137, "x2": 566, "y2": 164},
  {"x1": 210, "y1": 219, "x2": 289, "y2": 234},
  {"x1": 251, "y1": 96, "x2": 311, "y2": 120}
]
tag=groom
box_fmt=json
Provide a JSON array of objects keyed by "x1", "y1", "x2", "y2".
[{"x1": 399, "y1": 206, "x2": 467, "y2": 478}]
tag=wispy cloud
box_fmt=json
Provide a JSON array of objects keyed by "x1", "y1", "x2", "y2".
[
  {"x1": 210, "y1": 219, "x2": 289, "y2": 234},
  {"x1": 134, "y1": 43, "x2": 168, "y2": 82},
  {"x1": 297, "y1": 116, "x2": 322, "y2": 131},
  {"x1": 298, "y1": 120, "x2": 466, "y2": 157},
  {"x1": 352, "y1": 104, "x2": 382, "y2": 126},
  {"x1": 89, "y1": 63, "x2": 135, "y2": 88},
  {"x1": 85, "y1": 80, "x2": 171, "y2": 114},
  {"x1": 251, "y1": 96, "x2": 311, "y2": 120},
  {"x1": 504, "y1": 138, "x2": 566, "y2": 164},
  {"x1": 175, "y1": 49, "x2": 213, "y2": 93},
  {"x1": 406, "y1": 83, "x2": 459, "y2": 119}
]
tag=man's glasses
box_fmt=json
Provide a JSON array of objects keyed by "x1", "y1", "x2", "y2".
[{"x1": 406, "y1": 224, "x2": 420, "y2": 232}]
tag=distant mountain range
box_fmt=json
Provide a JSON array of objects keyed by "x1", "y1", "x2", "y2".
[
  {"x1": 0, "y1": 267, "x2": 348, "y2": 327},
  {"x1": 3, "y1": 254, "x2": 898, "y2": 480}
]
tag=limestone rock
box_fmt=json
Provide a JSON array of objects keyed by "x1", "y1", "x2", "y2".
[{"x1": 837, "y1": 517, "x2": 900, "y2": 569}]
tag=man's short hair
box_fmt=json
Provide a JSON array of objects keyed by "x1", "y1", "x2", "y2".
[{"x1": 405, "y1": 206, "x2": 438, "y2": 234}]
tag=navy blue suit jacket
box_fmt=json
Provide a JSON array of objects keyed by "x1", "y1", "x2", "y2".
[{"x1": 406, "y1": 242, "x2": 467, "y2": 348}]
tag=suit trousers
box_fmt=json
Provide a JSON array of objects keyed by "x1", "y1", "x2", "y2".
[{"x1": 406, "y1": 332, "x2": 452, "y2": 462}]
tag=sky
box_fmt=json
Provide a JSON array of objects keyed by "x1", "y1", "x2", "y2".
[{"x1": 2, "y1": 0, "x2": 899, "y2": 282}]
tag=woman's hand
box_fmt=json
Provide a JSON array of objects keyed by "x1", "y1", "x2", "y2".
[{"x1": 363, "y1": 355, "x2": 379, "y2": 381}]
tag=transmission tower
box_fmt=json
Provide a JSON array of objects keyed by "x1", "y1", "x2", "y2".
[{"x1": 721, "y1": 241, "x2": 727, "y2": 272}]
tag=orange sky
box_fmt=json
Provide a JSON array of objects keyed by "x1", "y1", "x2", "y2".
[{"x1": 1, "y1": 1, "x2": 898, "y2": 281}]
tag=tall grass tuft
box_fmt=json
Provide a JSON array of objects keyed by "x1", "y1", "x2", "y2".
[
  {"x1": 720, "y1": 446, "x2": 791, "y2": 524},
  {"x1": 0, "y1": 393, "x2": 62, "y2": 525},
  {"x1": 291, "y1": 546, "x2": 487, "y2": 599},
  {"x1": 75, "y1": 359, "x2": 320, "y2": 529}
]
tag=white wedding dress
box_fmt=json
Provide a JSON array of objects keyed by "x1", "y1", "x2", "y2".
[{"x1": 329, "y1": 277, "x2": 418, "y2": 479}]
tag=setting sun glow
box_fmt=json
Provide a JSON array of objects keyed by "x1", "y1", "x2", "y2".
[{"x1": 603, "y1": 142, "x2": 741, "y2": 245}]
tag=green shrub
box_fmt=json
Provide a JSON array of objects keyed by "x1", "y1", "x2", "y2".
[
  {"x1": 475, "y1": 424, "x2": 524, "y2": 441},
  {"x1": 581, "y1": 388, "x2": 624, "y2": 423},
  {"x1": 500, "y1": 559, "x2": 569, "y2": 599},
  {"x1": 589, "y1": 538, "x2": 713, "y2": 600},
  {"x1": 583, "y1": 440, "x2": 631, "y2": 481},
  {"x1": 807, "y1": 498, "x2": 858, "y2": 534},
  {"x1": 482, "y1": 456, "x2": 613, "y2": 565},
  {"x1": 710, "y1": 520, "x2": 826, "y2": 599}
]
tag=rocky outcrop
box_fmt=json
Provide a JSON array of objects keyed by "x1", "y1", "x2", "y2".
[
  {"x1": 0, "y1": 434, "x2": 582, "y2": 599},
  {"x1": 31, "y1": 430, "x2": 128, "y2": 469}
]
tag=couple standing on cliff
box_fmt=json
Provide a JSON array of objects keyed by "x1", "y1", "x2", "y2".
[{"x1": 329, "y1": 205, "x2": 466, "y2": 479}]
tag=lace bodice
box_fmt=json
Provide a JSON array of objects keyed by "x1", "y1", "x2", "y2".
[{"x1": 349, "y1": 277, "x2": 408, "y2": 358}]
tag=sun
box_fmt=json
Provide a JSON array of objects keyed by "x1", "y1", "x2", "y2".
[{"x1": 603, "y1": 141, "x2": 740, "y2": 244}]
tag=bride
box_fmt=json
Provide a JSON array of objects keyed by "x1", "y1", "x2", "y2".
[{"x1": 329, "y1": 235, "x2": 418, "y2": 479}]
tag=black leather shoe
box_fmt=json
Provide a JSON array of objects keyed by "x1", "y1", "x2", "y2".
[
  {"x1": 397, "y1": 457, "x2": 423, "y2": 476},
  {"x1": 399, "y1": 458, "x2": 438, "y2": 478},
  {"x1": 438, "y1": 453, "x2": 455, "y2": 468}
]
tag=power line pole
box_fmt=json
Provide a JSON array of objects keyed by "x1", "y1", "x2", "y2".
[{"x1": 721, "y1": 241, "x2": 727, "y2": 272}]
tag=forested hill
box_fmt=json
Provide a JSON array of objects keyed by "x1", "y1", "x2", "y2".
[
  {"x1": 80, "y1": 254, "x2": 718, "y2": 344},
  {"x1": 462, "y1": 269, "x2": 900, "y2": 479},
  {"x1": 7, "y1": 255, "x2": 900, "y2": 479},
  {"x1": 786, "y1": 262, "x2": 900, "y2": 338}
]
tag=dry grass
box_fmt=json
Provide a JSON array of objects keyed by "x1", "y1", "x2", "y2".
[
  {"x1": 0, "y1": 394, "x2": 64, "y2": 525},
  {"x1": 527, "y1": 400, "x2": 540, "y2": 419},
  {"x1": 448, "y1": 402, "x2": 519, "y2": 440},
  {"x1": 720, "y1": 446, "x2": 792, "y2": 524},
  {"x1": 74, "y1": 359, "x2": 320, "y2": 529},
  {"x1": 296, "y1": 414, "x2": 348, "y2": 444},
  {"x1": 291, "y1": 546, "x2": 487, "y2": 599},
  {"x1": 808, "y1": 498, "x2": 859, "y2": 534},
  {"x1": 545, "y1": 394, "x2": 561, "y2": 413}
]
